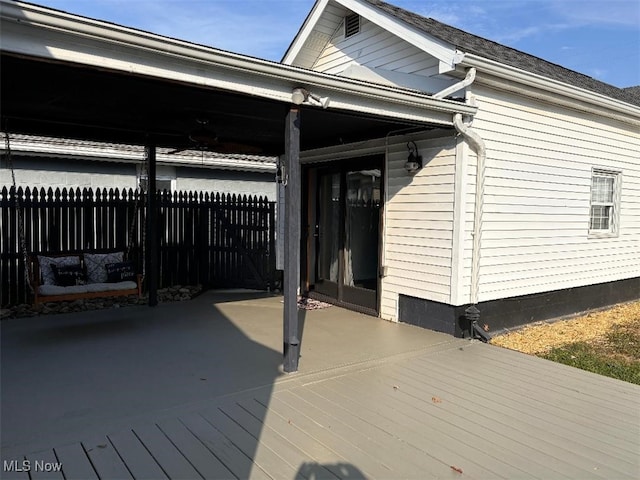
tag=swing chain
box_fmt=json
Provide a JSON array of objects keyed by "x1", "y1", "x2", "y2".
[
  {"x1": 4, "y1": 132, "x2": 34, "y2": 294},
  {"x1": 126, "y1": 147, "x2": 147, "y2": 280}
]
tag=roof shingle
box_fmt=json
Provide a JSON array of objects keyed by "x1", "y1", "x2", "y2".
[{"x1": 363, "y1": 0, "x2": 640, "y2": 106}]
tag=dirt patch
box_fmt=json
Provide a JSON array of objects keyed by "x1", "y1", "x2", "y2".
[{"x1": 490, "y1": 300, "x2": 640, "y2": 356}]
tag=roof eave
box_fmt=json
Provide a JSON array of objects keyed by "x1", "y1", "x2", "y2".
[
  {"x1": 462, "y1": 53, "x2": 640, "y2": 123},
  {"x1": 1, "y1": 0, "x2": 475, "y2": 129}
]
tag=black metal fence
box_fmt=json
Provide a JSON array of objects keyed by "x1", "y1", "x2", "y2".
[{"x1": 0, "y1": 186, "x2": 277, "y2": 306}]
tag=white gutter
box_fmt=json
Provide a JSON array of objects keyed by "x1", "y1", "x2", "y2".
[
  {"x1": 0, "y1": 0, "x2": 476, "y2": 121},
  {"x1": 453, "y1": 112, "x2": 486, "y2": 306},
  {"x1": 461, "y1": 53, "x2": 640, "y2": 124},
  {"x1": 433, "y1": 68, "x2": 476, "y2": 99}
]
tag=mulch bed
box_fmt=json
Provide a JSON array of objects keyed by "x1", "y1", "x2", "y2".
[{"x1": 490, "y1": 300, "x2": 640, "y2": 355}]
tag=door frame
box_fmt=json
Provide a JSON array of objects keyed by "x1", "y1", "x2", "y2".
[{"x1": 302, "y1": 155, "x2": 384, "y2": 316}]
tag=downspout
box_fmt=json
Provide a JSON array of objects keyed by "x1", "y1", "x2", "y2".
[
  {"x1": 453, "y1": 113, "x2": 488, "y2": 340},
  {"x1": 433, "y1": 68, "x2": 476, "y2": 99},
  {"x1": 453, "y1": 113, "x2": 485, "y2": 306}
]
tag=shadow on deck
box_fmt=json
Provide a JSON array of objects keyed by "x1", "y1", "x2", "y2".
[{"x1": 1, "y1": 290, "x2": 639, "y2": 479}]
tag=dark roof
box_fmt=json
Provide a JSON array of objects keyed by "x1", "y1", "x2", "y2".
[{"x1": 363, "y1": 0, "x2": 640, "y2": 107}]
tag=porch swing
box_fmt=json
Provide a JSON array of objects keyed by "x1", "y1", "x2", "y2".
[{"x1": 3, "y1": 132, "x2": 144, "y2": 306}]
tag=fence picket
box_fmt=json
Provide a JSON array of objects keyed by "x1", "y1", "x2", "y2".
[{"x1": 1, "y1": 187, "x2": 276, "y2": 306}]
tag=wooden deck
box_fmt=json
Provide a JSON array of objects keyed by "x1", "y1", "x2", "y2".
[{"x1": 2, "y1": 292, "x2": 639, "y2": 479}]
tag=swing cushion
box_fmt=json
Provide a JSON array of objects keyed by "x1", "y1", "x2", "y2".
[
  {"x1": 38, "y1": 281, "x2": 138, "y2": 297},
  {"x1": 84, "y1": 252, "x2": 124, "y2": 283},
  {"x1": 38, "y1": 255, "x2": 81, "y2": 285}
]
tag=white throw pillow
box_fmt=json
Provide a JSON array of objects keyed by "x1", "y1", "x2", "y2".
[
  {"x1": 37, "y1": 255, "x2": 80, "y2": 285},
  {"x1": 84, "y1": 252, "x2": 124, "y2": 284}
]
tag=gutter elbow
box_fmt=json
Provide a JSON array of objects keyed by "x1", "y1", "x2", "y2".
[
  {"x1": 453, "y1": 113, "x2": 485, "y2": 157},
  {"x1": 433, "y1": 67, "x2": 477, "y2": 99}
]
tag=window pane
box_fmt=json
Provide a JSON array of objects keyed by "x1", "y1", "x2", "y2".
[
  {"x1": 590, "y1": 205, "x2": 610, "y2": 230},
  {"x1": 591, "y1": 175, "x2": 614, "y2": 203}
]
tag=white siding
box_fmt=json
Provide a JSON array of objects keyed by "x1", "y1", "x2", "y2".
[
  {"x1": 382, "y1": 133, "x2": 458, "y2": 319},
  {"x1": 313, "y1": 17, "x2": 439, "y2": 77},
  {"x1": 3, "y1": 158, "x2": 276, "y2": 199},
  {"x1": 175, "y1": 177, "x2": 275, "y2": 200},
  {"x1": 462, "y1": 85, "x2": 640, "y2": 303},
  {"x1": 4, "y1": 160, "x2": 137, "y2": 192}
]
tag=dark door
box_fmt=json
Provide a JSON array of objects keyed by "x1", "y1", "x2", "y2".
[{"x1": 310, "y1": 156, "x2": 382, "y2": 313}]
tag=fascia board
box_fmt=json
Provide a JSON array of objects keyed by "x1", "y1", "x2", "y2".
[
  {"x1": 462, "y1": 53, "x2": 640, "y2": 124},
  {"x1": 281, "y1": 0, "x2": 329, "y2": 64},
  {"x1": 333, "y1": 0, "x2": 458, "y2": 71},
  {"x1": 1, "y1": 0, "x2": 475, "y2": 126},
  {"x1": 2, "y1": 134, "x2": 277, "y2": 172}
]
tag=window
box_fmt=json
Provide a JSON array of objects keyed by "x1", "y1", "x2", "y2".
[
  {"x1": 137, "y1": 165, "x2": 176, "y2": 194},
  {"x1": 345, "y1": 14, "x2": 360, "y2": 38},
  {"x1": 589, "y1": 169, "x2": 620, "y2": 235}
]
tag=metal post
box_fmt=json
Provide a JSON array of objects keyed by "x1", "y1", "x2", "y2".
[
  {"x1": 283, "y1": 107, "x2": 301, "y2": 373},
  {"x1": 145, "y1": 144, "x2": 158, "y2": 307}
]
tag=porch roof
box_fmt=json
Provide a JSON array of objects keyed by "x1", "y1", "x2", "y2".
[{"x1": 0, "y1": 0, "x2": 476, "y2": 154}]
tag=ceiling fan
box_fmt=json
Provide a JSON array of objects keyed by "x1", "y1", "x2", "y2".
[{"x1": 168, "y1": 119, "x2": 263, "y2": 155}]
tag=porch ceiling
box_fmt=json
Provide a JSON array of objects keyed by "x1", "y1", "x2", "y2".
[{"x1": 1, "y1": 53, "x2": 423, "y2": 154}]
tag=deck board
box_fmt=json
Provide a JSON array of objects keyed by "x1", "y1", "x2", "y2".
[
  {"x1": 3, "y1": 296, "x2": 639, "y2": 480},
  {"x1": 196, "y1": 405, "x2": 299, "y2": 479},
  {"x1": 179, "y1": 412, "x2": 270, "y2": 480},
  {"x1": 292, "y1": 384, "x2": 475, "y2": 479},
  {"x1": 277, "y1": 389, "x2": 434, "y2": 479},
  {"x1": 259, "y1": 394, "x2": 394, "y2": 479},
  {"x1": 239, "y1": 397, "x2": 360, "y2": 479},
  {"x1": 82, "y1": 436, "x2": 133, "y2": 480},
  {"x1": 309, "y1": 380, "x2": 507, "y2": 480},
  {"x1": 0, "y1": 462, "x2": 30, "y2": 480},
  {"x1": 203, "y1": 408, "x2": 296, "y2": 478},
  {"x1": 53, "y1": 443, "x2": 98, "y2": 480},
  {"x1": 156, "y1": 417, "x2": 235, "y2": 480},
  {"x1": 441, "y1": 345, "x2": 636, "y2": 416},
  {"x1": 214, "y1": 402, "x2": 338, "y2": 479},
  {"x1": 330, "y1": 364, "x2": 613, "y2": 479},
  {"x1": 108, "y1": 429, "x2": 169, "y2": 480},
  {"x1": 25, "y1": 449, "x2": 63, "y2": 480},
  {"x1": 412, "y1": 351, "x2": 639, "y2": 449},
  {"x1": 329, "y1": 369, "x2": 544, "y2": 479},
  {"x1": 131, "y1": 423, "x2": 204, "y2": 480},
  {"x1": 371, "y1": 363, "x2": 633, "y2": 472}
]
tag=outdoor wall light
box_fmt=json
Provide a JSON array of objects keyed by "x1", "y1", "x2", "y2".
[
  {"x1": 291, "y1": 87, "x2": 330, "y2": 109},
  {"x1": 405, "y1": 141, "x2": 422, "y2": 174}
]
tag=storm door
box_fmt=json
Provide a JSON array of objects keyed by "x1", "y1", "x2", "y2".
[{"x1": 310, "y1": 156, "x2": 382, "y2": 313}]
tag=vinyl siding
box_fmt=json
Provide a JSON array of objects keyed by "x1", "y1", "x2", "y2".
[
  {"x1": 313, "y1": 17, "x2": 439, "y2": 77},
  {"x1": 3, "y1": 157, "x2": 276, "y2": 199},
  {"x1": 461, "y1": 85, "x2": 640, "y2": 303},
  {"x1": 381, "y1": 133, "x2": 458, "y2": 320}
]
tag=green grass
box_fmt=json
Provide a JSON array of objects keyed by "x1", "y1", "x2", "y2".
[{"x1": 541, "y1": 323, "x2": 640, "y2": 385}]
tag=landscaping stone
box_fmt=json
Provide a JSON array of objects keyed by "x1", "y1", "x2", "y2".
[{"x1": 3, "y1": 284, "x2": 203, "y2": 319}]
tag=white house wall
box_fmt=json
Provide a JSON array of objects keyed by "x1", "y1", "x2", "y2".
[
  {"x1": 465, "y1": 84, "x2": 640, "y2": 303},
  {"x1": 313, "y1": 17, "x2": 440, "y2": 78},
  {"x1": 2, "y1": 158, "x2": 277, "y2": 200},
  {"x1": 3, "y1": 158, "x2": 137, "y2": 192},
  {"x1": 382, "y1": 132, "x2": 458, "y2": 320}
]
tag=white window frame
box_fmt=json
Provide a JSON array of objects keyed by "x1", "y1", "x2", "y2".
[
  {"x1": 137, "y1": 165, "x2": 176, "y2": 194},
  {"x1": 588, "y1": 168, "x2": 621, "y2": 237}
]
